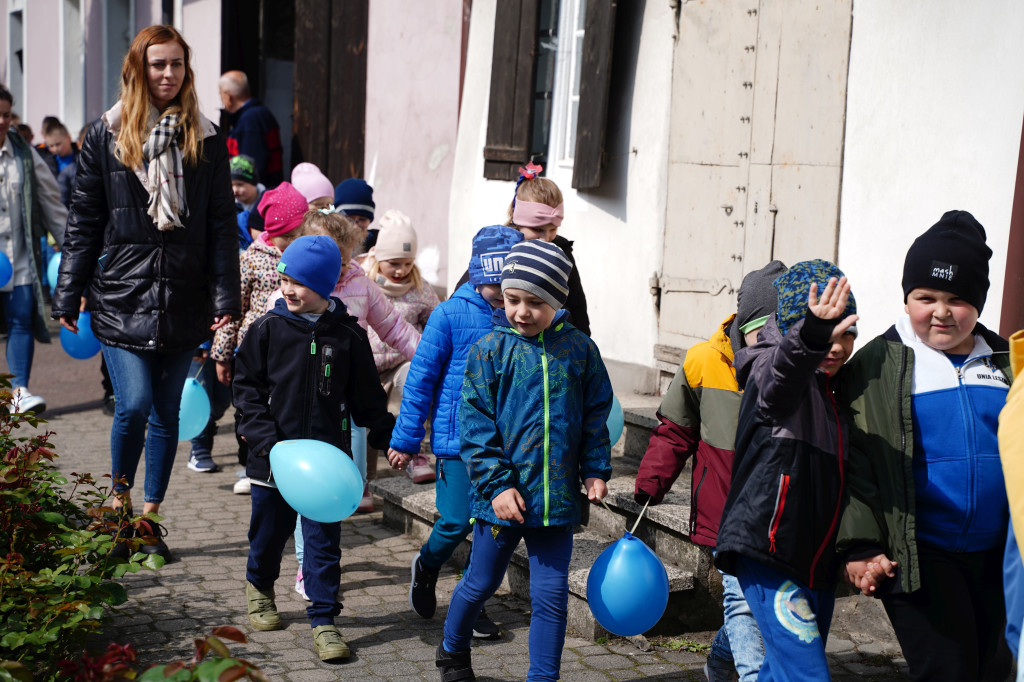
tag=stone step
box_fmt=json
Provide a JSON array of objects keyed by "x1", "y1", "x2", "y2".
[{"x1": 370, "y1": 469, "x2": 722, "y2": 640}]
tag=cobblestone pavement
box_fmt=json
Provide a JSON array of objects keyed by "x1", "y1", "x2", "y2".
[{"x1": 20, "y1": 336, "x2": 909, "y2": 680}]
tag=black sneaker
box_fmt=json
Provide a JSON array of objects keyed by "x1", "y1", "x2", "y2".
[
  {"x1": 105, "y1": 507, "x2": 135, "y2": 560},
  {"x1": 435, "y1": 643, "x2": 475, "y2": 682},
  {"x1": 134, "y1": 518, "x2": 172, "y2": 561},
  {"x1": 409, "y1": 552, "x2": 439, "y2": 618},
  {"x1": 472, "y1": 606, "x2": 501, "y2": 639}
]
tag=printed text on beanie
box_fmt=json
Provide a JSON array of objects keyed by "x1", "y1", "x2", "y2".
[{"x1": 469, "y1": 226, "x2": 524, "y2": 287}]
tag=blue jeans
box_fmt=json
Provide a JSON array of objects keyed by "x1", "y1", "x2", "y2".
[
  {"x1": 735, "y1": 556, "x2": 834, "y2": 682},
  {"x1": 444, "y1": 522, "x2": 573, "y2": 682},
  {"x1": 709, "y1": 570, "x2": 765, "y2": 681},
  {"x1": 247, "y1": 485, "x2": 341, "y2": 627},
  {"x1": 187, "y1": 354, "x2": 232, "y2": 455},
  {"x1": 101, "y1": 344, "x2": 194, "y2": 504},
  {"x1": 1, "y1": 284, "x2": 35, "y2": 388},
  {"x1": 420, "y1": 458, "x2": 472, "y2": 571},
  {"x1": 351, "y1": 423, "x2": 367, "y2": 484}
]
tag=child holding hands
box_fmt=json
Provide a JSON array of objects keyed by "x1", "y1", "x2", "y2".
[
  {"x1": 837, "y1": 211, "x2": 1013, "y2": 681},
  {"x1": 233, "y1": 235, "x2": 394, "y2": 661},
  {"x1": 437, "y1": 239, "x2": 614, "y2": 682},
  {"x1": 715, "y1": 260, "x2": 858, "y2": 681},
  {"x1": 388, "y1": 225, "x2": 523, "y2": 635}
]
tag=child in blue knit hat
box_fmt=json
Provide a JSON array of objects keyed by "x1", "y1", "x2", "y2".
[
  {"x1": 233, "y1": 234, "x2": 395, "y2": 662},
  {"x1": 714, "y1": 259, "x2": 858, "y2": 681},
  {"x1": 436, "y1": 239, "x2": 614, "y2": 681},
  {"x1": 388, "y1": 225, "x2": 523, "y2": 638}
]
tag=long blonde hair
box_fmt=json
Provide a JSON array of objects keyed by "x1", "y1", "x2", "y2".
[
  {"x1": 300, "y1": 210, "x2": 363, "y2": 269},
  {"x1": 115, "y1": 25, "x2": 204, "y2": 169}
]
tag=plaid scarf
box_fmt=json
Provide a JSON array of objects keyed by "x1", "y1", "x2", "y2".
[{"x1": 143, "y1": 107, "x2": 187, "y2": 231}]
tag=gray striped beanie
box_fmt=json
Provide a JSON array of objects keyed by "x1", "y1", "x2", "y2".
[{"x1": 500, "y1": 240, "x2": 573, "y2": 310}]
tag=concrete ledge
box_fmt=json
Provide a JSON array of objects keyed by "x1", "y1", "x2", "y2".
[{"x1": 370, "y1": 473, "x2": 709, "y2": 639}]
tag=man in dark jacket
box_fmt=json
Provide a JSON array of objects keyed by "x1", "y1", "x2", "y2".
[
  {"x1": 715, "y1": 260, "x2": 858, "y2": 682},
  {"x1": 219, "y1": 71, "x2": 283, "y2": 187}
]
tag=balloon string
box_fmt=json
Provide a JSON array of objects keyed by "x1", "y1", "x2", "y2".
[
  {"x1": 192, "y1": 354, "x2": 207, "y2": 380},
  {"x1": 630, "y1": 499, "x2": 651, "y2": 536}
]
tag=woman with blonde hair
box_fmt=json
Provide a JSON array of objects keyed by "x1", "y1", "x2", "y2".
[{"x1": 54, "y1": 25, "x2": 240, "y2": 560}]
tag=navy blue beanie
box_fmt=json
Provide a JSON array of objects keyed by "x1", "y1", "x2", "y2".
[
  {"x1": 277, "y1": 235, "x2": 342, "y2": 301},
  {"x1": 333, "y1": 178, "x2": 375, "y2": 221},
  {"x1": 468, "y1": 226, "x2": 524, "y2": 287},
  {"x1": 500, "y1": 240, "x2": 573, "y2": 310}
]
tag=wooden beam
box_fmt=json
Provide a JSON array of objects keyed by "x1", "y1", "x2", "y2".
[
  {"x1": 293, "y1": 0, "x2": 332, "y2": 171},
  {"x1": 328, "y1": 0, "x2": 368, "y2": 182}
]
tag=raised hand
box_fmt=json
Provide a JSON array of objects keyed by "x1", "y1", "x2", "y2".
[{"x1": 808, "y1": 276, "x2": 859, "y2": 337}]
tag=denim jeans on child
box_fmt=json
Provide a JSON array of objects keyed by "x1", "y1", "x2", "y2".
[
  {"x1": 248, "y1": 485, "x2": 342, "y2": 627},
  {"x1": 419, "y1": 458, "x2": 472, "y2": 571},
  {"x1": 351, "y1": 423, "x2": 367, "y2": 484},
  {"x1": 444, "y1": 522, "x2": 573, "y2": 682},
  {"x1": 1, "y1": 284, "x2": 35, "y2": 387},
  {"x1": 708, "y1": 569, "x2": 765, "y2": 681},
  {"x1": 187, "y1": 354, "x2": 233, "y2": 455},
  {"x1": 734, "y1": 555, "x2": 834, "y2": 682},
  {"x1": 101, "y1": 345, "x2": 194, "y2": 504}
]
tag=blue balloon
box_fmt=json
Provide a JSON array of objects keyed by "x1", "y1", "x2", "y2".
[
  {"x1": 586, "y1": 532, "x2": 669, "y2": 636},
  {"x1": 606, "y1": 395, "x2": 625, "y2": 446},
  {"x1": 47, "y1": 253, "x2": 61, "y2": 293},
  {"x1": 178, "y1": 377, "x2": 211, "y2": 441},
  {"x1": 270, "y1": 439, "x2": 363, "y2": 523},
  {"x1": 0, "y1": 251, "x2": 11, "y2": 288},
  {"x1": 59, "y1": 311, "x2": 102, "y2": 360}
]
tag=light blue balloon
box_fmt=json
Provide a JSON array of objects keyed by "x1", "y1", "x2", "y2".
[
  {"x1": 178, "y1": 377, "x2": 211, "y2": 441},
  {"x1": 59, "y1": 311, "x2": 101, "y2": 360},
  {"x1": 586, "y1": 532, "x2": 669, "y2": 636},
  {"x1": 606, "y1": 395, "x2": 625, "y2": 446},
  {"x1": 270, "y1": 439, "x2": 363, "y2": 523},
  {"x1": 47, "y1": 253, "x2": 61, "y2": 293},
  {"x1": 0, "y1": 251, "x2": 11, "y2": 288}
]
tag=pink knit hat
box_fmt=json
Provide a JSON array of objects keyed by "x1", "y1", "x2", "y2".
[
  {"x1": 258, "y1": 182, "x2": 308, "y2": 238},
  {"x1": 290, "y1": 163, "x2": 334, "y2": 203}
]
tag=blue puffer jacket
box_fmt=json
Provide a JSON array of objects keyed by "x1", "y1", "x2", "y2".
[
  {"x1": 461, "y1": 309, "x2": 614, "y2": 527},
  {"x1": 390, "y1": 282, "x2": 495, "y2": 458}
]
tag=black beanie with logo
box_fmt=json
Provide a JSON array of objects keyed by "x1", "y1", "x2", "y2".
[{"x1": 901, "y1": 210, "x2": 992, "y2": 313}]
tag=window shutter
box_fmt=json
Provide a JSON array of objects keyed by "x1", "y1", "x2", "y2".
[
  {"x1": 572, "y1": 0, "x2": 616, "y2": 190},
  {"x1": 483, "y1": 0, "x2": 539, "y2": 180}
]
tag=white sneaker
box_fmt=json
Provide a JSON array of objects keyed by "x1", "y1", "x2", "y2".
[
  {"x1": 12, "y1": 387, "x2": 46, "y2": 414},
  {"x1": 233, "y1": 476, "x2": 251, "y2": 494}
]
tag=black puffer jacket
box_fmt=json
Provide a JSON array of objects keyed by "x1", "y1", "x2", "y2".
[{"x1": 52, "y1": 113, "x2": 240, "y2": 353}]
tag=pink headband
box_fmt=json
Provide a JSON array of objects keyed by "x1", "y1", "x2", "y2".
[{"x1": 512, "y1": 200, "x2": 564, "y2": 228}]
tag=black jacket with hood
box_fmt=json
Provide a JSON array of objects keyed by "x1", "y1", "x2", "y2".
[
  {"x1": 714, "y1": 313, "x2": 849, "y2": 590},
  {"x1": 52, "y1": 106, "x2": 240, "y2": 353},
  {"x1": 233, "y1": 297, "x2": 396, "y2": 484}
]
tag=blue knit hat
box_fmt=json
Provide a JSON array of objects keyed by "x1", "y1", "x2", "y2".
[
  {"x1": 333, "y1": 178, "x2": 375, "y2": 220},
  {"x1": 469, "y1": 226, "x2": 524, "y2": 287},
  {"x1": 277, "y1": 235, "x2": 342, "y2": 301},
  {"x1": 773, "y1": 259, "x2": 856, "y2": 337},
  {"x1": 500, "y1": 240, "x2": 572, "y2": 310}
]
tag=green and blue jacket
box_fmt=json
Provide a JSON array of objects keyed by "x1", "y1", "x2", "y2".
[{"x1": 460, "y1": 308, "x2": 613, "y2": 527}]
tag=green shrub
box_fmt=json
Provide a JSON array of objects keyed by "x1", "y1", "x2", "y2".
[{"x1": 0, "y1": 384, "x2": 162, "y2": 679}]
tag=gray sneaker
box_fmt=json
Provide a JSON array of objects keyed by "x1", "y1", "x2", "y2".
[
  {"x1": 246, "y1": 583, "x2": 282, "y2": 631},
  {"x1": 312, "y1": 625, "x2": 350, "y2": 661}
]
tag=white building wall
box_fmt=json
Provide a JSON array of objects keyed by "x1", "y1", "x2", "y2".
[
  {"x1": 181, "y1": 0, "x2": 222, "y2": 123},
  {"x1": 366, "y1": 0, "x2": 464, "y2": 288},
  {"x1": 839, "y1": 1, "x2": 1024, "y2": 341},
  {"x1": 448, "y1": 0, "x2": 675, "y2": 383}
]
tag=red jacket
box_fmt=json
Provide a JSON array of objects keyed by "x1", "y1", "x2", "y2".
[{"x1": 635, "y1": 316, "x2": 742, "y2": 547}]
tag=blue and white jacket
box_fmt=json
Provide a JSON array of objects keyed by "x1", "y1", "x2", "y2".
[
  {"x1": 897, "y1": 316, "x2": 1011, "y2": 552},
  {"x1": 460, "y1": 309, "x2": 613, "y2": 527},
  {"x1": 390, "y1": 282, "x2": 496, "y2": 458}
]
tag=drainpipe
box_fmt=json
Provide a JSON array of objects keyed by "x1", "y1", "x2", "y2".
[{"x1": 1001, "y1": 113, "x2": 1024, "y2": 338}]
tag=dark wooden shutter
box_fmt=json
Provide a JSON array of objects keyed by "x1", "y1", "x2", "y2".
[
  {"x1": 483, "y1": 0, "x2": 539, "y2": 181},
  {"x1": 293, "y1": 0, "x2": 367, "y2": 180},
  {"x1": 572, "y1": 0, "x2": 616, "y2": 190}
]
